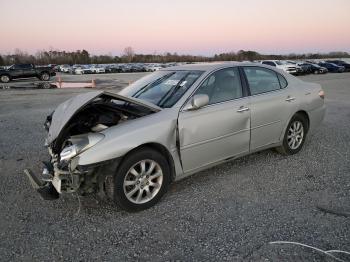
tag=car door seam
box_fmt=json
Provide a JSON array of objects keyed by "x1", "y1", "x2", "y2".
[
  {"x1": 180, "y1": 128, "x2": 250, "y2": 150},
  {"x1": 250, "y1": 120, "x2": 281, "y2": 130}
]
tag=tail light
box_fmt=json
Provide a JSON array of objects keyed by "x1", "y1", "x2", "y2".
[{"x1": 318, "y1": 90, "x2": 325, "y2": 99}]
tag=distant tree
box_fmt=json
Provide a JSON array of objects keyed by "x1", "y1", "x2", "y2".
[
  {"x1": 0, "y1": 55, "x2": 4, "y2": 66},
  {"x1": 123, "y1": 46, "x2": 135, "y2": 62}
]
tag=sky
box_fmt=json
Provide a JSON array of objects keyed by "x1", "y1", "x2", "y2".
[{"x1": 0, "y1": 0, "x2": 349, "y2": 56}]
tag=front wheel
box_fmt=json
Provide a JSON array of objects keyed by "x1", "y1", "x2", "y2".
[
  {"x1": 0, "y1": 75, "x2": 10, "y2": 83},
  {"x1": 276, "y1": 114, "x2": 308, "y2": 155},
  {"x1": 111, "y1": 148, "x2": 171, "y2": 211},
  {"x1": 40, "y1": 72, "x2": 50, "y2": 81}
]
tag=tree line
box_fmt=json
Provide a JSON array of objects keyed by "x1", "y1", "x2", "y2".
[{"x1": 0, "y1": 47, "x2": 349, "y2": 66}]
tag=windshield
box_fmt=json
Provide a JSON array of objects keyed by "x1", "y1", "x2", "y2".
[
  {"x1": 275, "y1": 61, "x2": 283, "y2": 65},
  {"x1": 120, "y1": 70, "x2": 203, "y2": 108}
]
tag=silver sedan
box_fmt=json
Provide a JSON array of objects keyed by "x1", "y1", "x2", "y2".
[{"x1": 25, "y1": 63, "x2": 326, "y2": 211}]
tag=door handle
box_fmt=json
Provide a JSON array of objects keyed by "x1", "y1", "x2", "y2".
[
  {"x1": 285, "y1": 96, "x2": 296, "y2": 102},
  {"x1": 237, "y1": 106, "x2": 250, "y2": 112}
]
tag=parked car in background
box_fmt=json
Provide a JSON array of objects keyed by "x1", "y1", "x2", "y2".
[
  {"x1": 146, "y1": 64, "x2": 163, "y2": 72},
  {"x1": 0, "y1": 63, "x2": 56, "y2": 83},
  {"x1": 74, "y1": 65, "x2": 92, "y2": 75},
  {"x1": 286, "y1": 61, "x2": 305, "y2": 75},
  {"x1": 318, "y1": 62, "x2": 345, "y2": 73},
  {"x1": 295, "y1": 62, "x2": 313, "y2": 74},
  {"x1": 91, "y1": 65, "x2": 106, "y2": 74},
  {"x1": 326, "y1": 60, "x2": 350, "y2": 72},
  {"x1": 59, "y1": 65, "x2": 71, "y2": 73},
  {"x1": 105, "y1": 65, "x2": 122, "y2": 73},
  {"x1": 261, "y1": 60, "x2": 297, "y2": 74},
  {"x1": 25, "y1": 63, "x2": 325, "y2": 211},
  {"x1": 303, "y1": 63, "x2": 328, "y2": 74}
]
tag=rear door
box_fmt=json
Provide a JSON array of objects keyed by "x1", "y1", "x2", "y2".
[
  {"x1": 178, "y1": 67, "x2": 250, "y2": 173},
  {"x1": 241, "y1": 66, "x2": 297, "y2": 150}
]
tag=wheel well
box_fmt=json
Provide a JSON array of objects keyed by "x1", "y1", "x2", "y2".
[
  {"x1": 124, "y1": 143, "x2": 176, "y2": 182},
  {"x1": 295, "y1": 110, "x2": 310, "y2": 131}
]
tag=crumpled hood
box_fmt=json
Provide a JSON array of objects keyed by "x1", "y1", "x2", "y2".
[{"x1": 47, "y1": 91, "x2": 161, "y2": 144}]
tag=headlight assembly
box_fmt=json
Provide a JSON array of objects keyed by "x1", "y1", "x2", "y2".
[{"x1": 60, "y1": 133, "x2": 104, "y2": 162}]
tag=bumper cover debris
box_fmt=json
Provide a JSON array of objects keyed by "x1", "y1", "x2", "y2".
[{"x1": 24, "y1": 169, "x2": 59, "y2": 200}]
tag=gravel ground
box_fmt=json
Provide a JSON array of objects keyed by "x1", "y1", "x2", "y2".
[{"x1": 0, "y1": 72, "x2": 349, "y2": 261}]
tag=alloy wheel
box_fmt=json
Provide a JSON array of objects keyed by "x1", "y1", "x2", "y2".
[
  {"x1": 123, "y1": 159, "x2": 163, "y2": 204},
  {"x1": 42, "y1": 73, "x2": 50, "y2": 81},
  {"x1": 287, "y1": 120, "x2": 304, "y2": 150},
  {"x1": 1, "y1": 75, "x2": 10, "y2": 83}
]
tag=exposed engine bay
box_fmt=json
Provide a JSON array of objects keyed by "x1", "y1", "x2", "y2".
[
  {"x1": 25, "y1": 91, "x2": 161, "y2": 199},
  {"x1": 49, "y1": 97, "x2": 151, "y2": 154}
]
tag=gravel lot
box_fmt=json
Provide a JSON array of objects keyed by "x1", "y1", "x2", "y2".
[{"x1": 0, "y1": 72, "x2": 349, "y2": 261}]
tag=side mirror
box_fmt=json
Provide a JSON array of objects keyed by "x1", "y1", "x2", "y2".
[{"x1": 187, "y1": 94, "x2": 209, "y2": 110}]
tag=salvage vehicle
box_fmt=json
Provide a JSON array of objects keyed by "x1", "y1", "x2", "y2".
[
  {"x1": 24, "y1": 63, "x2": 326, "y2": 211},
  {"x1": 0, "y1": 63, "x2": 56, "y2": 83}
]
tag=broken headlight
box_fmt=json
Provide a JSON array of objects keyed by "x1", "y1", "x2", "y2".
[{"x1": 60, "y1": 133, "x2": 104, "y2": 162}]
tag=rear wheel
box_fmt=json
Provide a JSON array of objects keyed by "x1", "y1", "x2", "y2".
[
  {"x1": 112, "y1": 148, "x2": 171, "y2": 211},
  {"x1": 0, "y1": 75, "x2": 10, "y2": 83},
  {"x1": 276, "y1": 114, "x2": 308, "y2": 155}
]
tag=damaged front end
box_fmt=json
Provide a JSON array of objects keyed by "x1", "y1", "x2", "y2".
[{"x1": 24, "y1": 91, "x2": 161, "y2": 200}]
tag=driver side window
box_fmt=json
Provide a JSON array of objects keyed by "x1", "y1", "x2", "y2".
[{"x1": 194, "y1": 67, "x2": 243, "y2": 105}]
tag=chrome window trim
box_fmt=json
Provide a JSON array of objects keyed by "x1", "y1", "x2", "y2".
[
  {"x1": 241, "y1": 66, "x2": 289, "y2": 97},
  {"x1": 180, "y1": 65, "x2": 244, "y2": 112}
]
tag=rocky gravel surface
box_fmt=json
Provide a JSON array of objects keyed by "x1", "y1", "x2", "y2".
[{"x1": 0, "y1": 73, "x2": 349, "y2": 261}]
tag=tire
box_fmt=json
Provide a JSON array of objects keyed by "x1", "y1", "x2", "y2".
[
  {"x1": 112, "y1": 147, "x2": 171, "y2": 211},
  {"x1": 40, "y1": 72, "x2": 50, "y2": 81},
  {"x1": 0, "y1": 75, "x2": 10, "y2": 83},
  {"x1": 276, "y1": 114, "x2": 308, "y2": 155}
]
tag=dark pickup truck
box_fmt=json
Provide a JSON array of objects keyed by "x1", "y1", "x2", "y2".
[{"x1": 0, "y1": 64, "x2": 56, "y2": 83}]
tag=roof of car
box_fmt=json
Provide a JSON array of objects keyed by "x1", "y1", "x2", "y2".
[{"x1": 160, "y1": 62, "x2": 258, "y2": 72}]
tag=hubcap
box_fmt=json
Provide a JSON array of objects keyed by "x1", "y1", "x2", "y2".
[
  {"x1": 42, "y1": 74, "x2": 49, "y2": 81},
  {"x1": 1, "y1": 75, "x2": 9, "y2": 82},
  {"x1": 287, "y1": 120, "x2": 304, "y2": 150},
  {"x1": 123, "y1": 159, "x2": 163, "y2": 204}
]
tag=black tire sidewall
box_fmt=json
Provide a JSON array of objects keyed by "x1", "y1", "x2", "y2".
[
  {"x1": 282, "y1": 114, "x2": 308, "y2": 155},
  {"x1": 113, "y1": 148, "x2": 170, "y2": 211}
]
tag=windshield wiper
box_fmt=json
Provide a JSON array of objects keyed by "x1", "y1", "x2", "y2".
[
  {"x1": 158, "y1": 72, "x2": 191, "y2": 108},
  {"x1": 132, "y1": 73, "x2": 175, "y2": 99}
]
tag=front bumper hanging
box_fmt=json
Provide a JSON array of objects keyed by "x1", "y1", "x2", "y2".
[{"x1": 24, "y1": 169, "x2": 59, "y2": 200}]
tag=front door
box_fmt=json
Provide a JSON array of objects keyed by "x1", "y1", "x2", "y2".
[{"x1": 178, "y1": 67, "x2": 250, "y2": 173}]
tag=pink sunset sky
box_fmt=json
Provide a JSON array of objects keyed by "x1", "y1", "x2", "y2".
[{"x1": 0, "y1": 0, "x2": 349, "y2": 55}]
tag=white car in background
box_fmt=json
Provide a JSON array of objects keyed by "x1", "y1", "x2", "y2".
[
  {"x1": 91, "y1": 65, "x2": 106, "y2": 74},
  {"x1": 60, "y1": 65, "x2": 71, "y2": 73},
  {"x1": 74, "y1": 66, "x2": 92, "y2": 75},
  {"x1": 261, "y1": 60, "x2": 297, "y2": 74},
  {"x1": 146, "y1": 64, "x2": 163, "y2": 72}
]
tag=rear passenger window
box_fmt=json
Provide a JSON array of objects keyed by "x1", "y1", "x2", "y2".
[
  {"x1": 243, "y1": 67, "x2": 281, "y2": 95},
  {"x1": 194, "y1": 67, "x2": 243, "y2": 105},
  {"x1": 277, "y1": 73, "x2": 288, "y2": 88}
]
